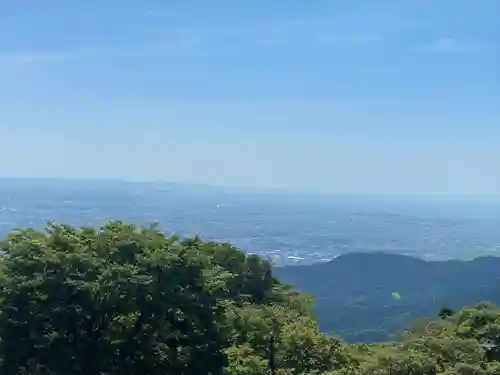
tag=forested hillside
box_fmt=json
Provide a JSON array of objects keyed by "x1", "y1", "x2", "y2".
[
  {"x1": 276, "y1": 252, "x2": 500, "y2": 342},
  {"x1": 1, "y1": 220, "x2": 500, "y2": 375}
]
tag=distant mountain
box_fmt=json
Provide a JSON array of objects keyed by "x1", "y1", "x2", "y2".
[{"x1": 275, "y1": 252, "x2": 500, "y2": 343}]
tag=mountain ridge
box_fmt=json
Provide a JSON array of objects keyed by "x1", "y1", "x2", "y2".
[{"x1": 275, "y1": 252, "x2": 500, "y2": 343}]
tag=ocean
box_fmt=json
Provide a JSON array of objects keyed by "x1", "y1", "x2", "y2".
[{"x1": 1, "y1": 179, "x2": 499, "y2": 266}]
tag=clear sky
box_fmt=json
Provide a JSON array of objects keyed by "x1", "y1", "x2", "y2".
[{"x1": 1, "y1": 0, "x2": 499, "y2": 195}]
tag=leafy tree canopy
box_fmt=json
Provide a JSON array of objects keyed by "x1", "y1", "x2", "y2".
[{"x1": 0, "y1": 220, "x2": 498, "y2": 375}]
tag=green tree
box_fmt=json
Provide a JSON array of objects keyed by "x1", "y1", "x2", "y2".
[
  {"x1": 440, "y1": 308, "x2": 456, "y2": 319},
  {"x1": 404, "y1": 319, "x2": 486, "y2": 370},
  {"x1": 358, "y1": 347, "x2": 438, "y2": 375},
  {"x1": 3, "y1": 219, "x2": 500, "y2": 375},
  {"x1": 223, "y1": 345, "x2": 268, "y2": 375},
  {"x1": 277, "y1": 316, "x2": 352, "y2": 375},
  {"x1": 0, "y1": 221, "x2": 229, "y2": 375}
]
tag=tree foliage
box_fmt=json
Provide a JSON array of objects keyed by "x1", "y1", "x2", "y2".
[{"x1": 0, "y1": 220, "x2": 498, "y2": 375}]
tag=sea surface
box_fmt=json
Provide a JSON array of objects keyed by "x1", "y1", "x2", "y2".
[{"x1": 1, "y1": 179, "x2": 500, "y2": 266}]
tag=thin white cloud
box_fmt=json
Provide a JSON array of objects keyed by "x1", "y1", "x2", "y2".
[
  {"x1": 0, "y1": 16, "x2": 389, "y2": 66},
  {"x1": 251, "y1": 32, "x2": 384, "y2": 48},
  {"x1": 0, "y1": 50, "x2": 93, "y2": 65},
  {"x1": 0, "y1": 35, "x2": 205, "y2": 66},
  {"x1": 253, "y1": 38, "x2": 289, "y2": 46},
  {"x1": 318, "y1": 33, "x2": 385, "y2": 44},
  {"x1": 175, "y1": 18, "x2": 386, "y2": 49},
  {"x1": 415, "y1": 38, "x2": 495, "y2": 53}
]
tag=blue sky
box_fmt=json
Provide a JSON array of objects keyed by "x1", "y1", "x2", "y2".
[{"x1": 1, "y1": 0, "x2": 499, "y2": 195}]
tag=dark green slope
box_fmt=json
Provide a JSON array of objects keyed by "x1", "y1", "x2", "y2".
[{"x1": 275, "y1": 252, "x2": 500, "y2": 343}]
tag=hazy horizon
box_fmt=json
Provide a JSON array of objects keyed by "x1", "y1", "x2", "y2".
[{"x1": 1, "y1": 177, "x2": 499, "y2": 202}]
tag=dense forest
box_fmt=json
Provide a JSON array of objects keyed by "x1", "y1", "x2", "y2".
[
  {"x1": 276, "y1": 252, "x2": 500, "y2": 343},
  {"x1": 1, "y1": 220, "x2": 500, "y2": 375}
]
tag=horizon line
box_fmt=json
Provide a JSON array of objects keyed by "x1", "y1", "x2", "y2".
[{"x1": 0, "y1": 177, "x2": 499, "y2": 201}]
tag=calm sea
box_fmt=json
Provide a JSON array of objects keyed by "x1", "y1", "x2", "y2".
[{"x1": 1, "y1": 179, "x2": 499, "y2": 265}]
